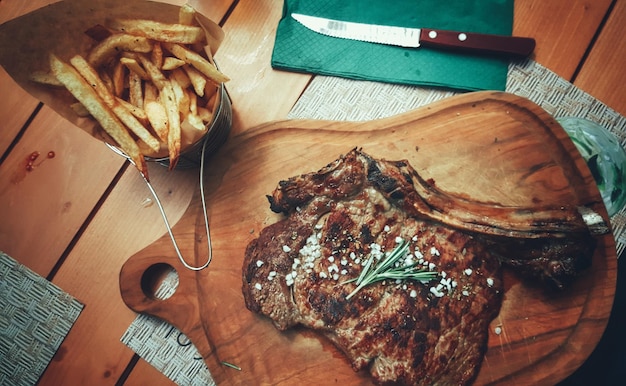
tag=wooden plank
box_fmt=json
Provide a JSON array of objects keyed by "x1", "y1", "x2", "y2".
[
  {"x1": 0, "y1": 68, "x2": 40, "y2": 156},
  {"x1": 574, "y1": 0, "x2": 626, "y2": 116},
  {"x1": 0, "y1": 105, "x2": 123, "y2": 277},
  {"x1": 215, "y1": 0, "x2": 312, "y2": 134},
  {"x1": 42, "y1": 164, "x2": 199, "y2": 384},
  {"x1": 513, "y1": 0, "x2": 613, "y2": 79}
]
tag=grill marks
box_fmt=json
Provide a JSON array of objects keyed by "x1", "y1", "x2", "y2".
[{"x1": 242, "y1": 148, "x2": 596, "y2": 384}]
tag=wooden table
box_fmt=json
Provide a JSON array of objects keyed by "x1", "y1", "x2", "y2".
[{"x1": 0, "y1": 0, "x2": 624, "y2": 384}]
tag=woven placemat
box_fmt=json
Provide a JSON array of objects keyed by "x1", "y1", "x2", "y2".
[
  {"x1": 0, "y1": 252, "x2": 84, "y2": 386},
  {"x1": 121, "y1": 58, "x2": 625, "y2": 385}
]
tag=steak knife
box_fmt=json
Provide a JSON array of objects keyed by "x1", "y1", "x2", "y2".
[{"x1": 292, "y1": 13, "x2": 535, "y2": 57}]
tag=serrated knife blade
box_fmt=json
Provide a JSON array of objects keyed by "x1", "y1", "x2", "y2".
[{"x1": 291, "y1": 13, "x2": 535, "y2": 57}]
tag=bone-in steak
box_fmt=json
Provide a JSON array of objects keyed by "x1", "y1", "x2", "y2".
[{"x1": 242, "y1": 148, "x2": 596, "y2": 385}]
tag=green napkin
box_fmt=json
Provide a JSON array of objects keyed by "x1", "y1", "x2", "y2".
[{"x1": 272, "y1": 0, "x2": 514, "y2": 91}]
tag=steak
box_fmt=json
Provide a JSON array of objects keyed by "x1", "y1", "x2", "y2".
[{"x1": 242, "y1": 148, "x2": 598, "y2": 385}]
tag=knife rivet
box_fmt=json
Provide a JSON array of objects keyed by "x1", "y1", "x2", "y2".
[
  {"x1": 428, "y1": 30, "x2": 437, "y2": 39},
  {"x1": 458, "y1": 33, "x2": 467, "y2": 41}
]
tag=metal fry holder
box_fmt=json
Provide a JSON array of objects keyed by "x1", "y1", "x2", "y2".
[{"x1": 108, "y1": 83, "x2": 232, "y2": 271}]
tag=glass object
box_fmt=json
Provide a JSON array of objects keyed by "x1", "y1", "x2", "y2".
[{"x1": 558, "y1": 117, "x2": 626, "y2": 216}]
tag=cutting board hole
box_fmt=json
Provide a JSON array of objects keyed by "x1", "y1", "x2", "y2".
[{"x1": 140, "y1": 263, "x2": 179, "y2": 300}]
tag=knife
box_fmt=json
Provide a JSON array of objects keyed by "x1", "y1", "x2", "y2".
[{"x1": 292, "y1": 13, "x2": 535, "y2": 57}]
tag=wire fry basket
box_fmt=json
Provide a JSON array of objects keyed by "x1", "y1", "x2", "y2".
[{"x1": 108, "y1": 82, "x2": 232, "y2": 270}]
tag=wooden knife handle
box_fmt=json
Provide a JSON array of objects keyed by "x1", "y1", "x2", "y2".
[{"x1": 420, "y1": 29, "x2": 536, "y2": 57}]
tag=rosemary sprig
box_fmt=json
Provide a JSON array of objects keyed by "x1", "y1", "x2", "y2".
[{"x1": 344, "y1": 239, "x2": 438, "y2": 300}]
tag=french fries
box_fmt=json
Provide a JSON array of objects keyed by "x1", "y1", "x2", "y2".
[
  {"x1": 108, "y1": 19, "x2": 206, "y2": 45},
  {"x1": 29, "y1": 70, "x2": 63, "y2": 86},
  {"x1": 49, "y1": 54, "x2": 147, "y2": 177},
  {"x1": 178, "y1": 4, "x2": 197, "y2": 26},
  {"x1": 120, "y1": 56, "x2": 149, "y2": 80},
  {"x1": 69, "y1": 55, "x2": 161, "y2": 153},
  {"x1": 163, "y1": 43, "x2": 230, "y2": 85},
  {"x1": 33, "y1": 7, "x2": 229, "y2": 176},
  {"x1": 87, "y1": 34, "x2": 152, "y2": 67}
]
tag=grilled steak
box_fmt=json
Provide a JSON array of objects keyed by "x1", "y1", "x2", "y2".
[{"x1": 242, "y1": 148, "x2": 597, "y2": 385}]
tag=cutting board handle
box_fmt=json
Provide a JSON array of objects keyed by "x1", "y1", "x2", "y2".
[
  {"x1": 119, "y1": 240, "x2": 199, "y2": 325},
  {"x1": 119, "y1": 220, "x2": 229, "y2": 382}
]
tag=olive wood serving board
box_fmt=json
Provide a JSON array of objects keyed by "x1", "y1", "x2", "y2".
[{"x1": 119, "y1": 91, "x2": 616, "y2": 385}]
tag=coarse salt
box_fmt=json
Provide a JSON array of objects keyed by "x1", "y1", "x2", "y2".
[{"x1": 429, "y1": 287, "x2": 444, "y2": 297}]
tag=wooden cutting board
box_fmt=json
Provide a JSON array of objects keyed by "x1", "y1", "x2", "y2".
[{"x1": 119, "y1": 91, "x2": 617, "y2": 385}]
